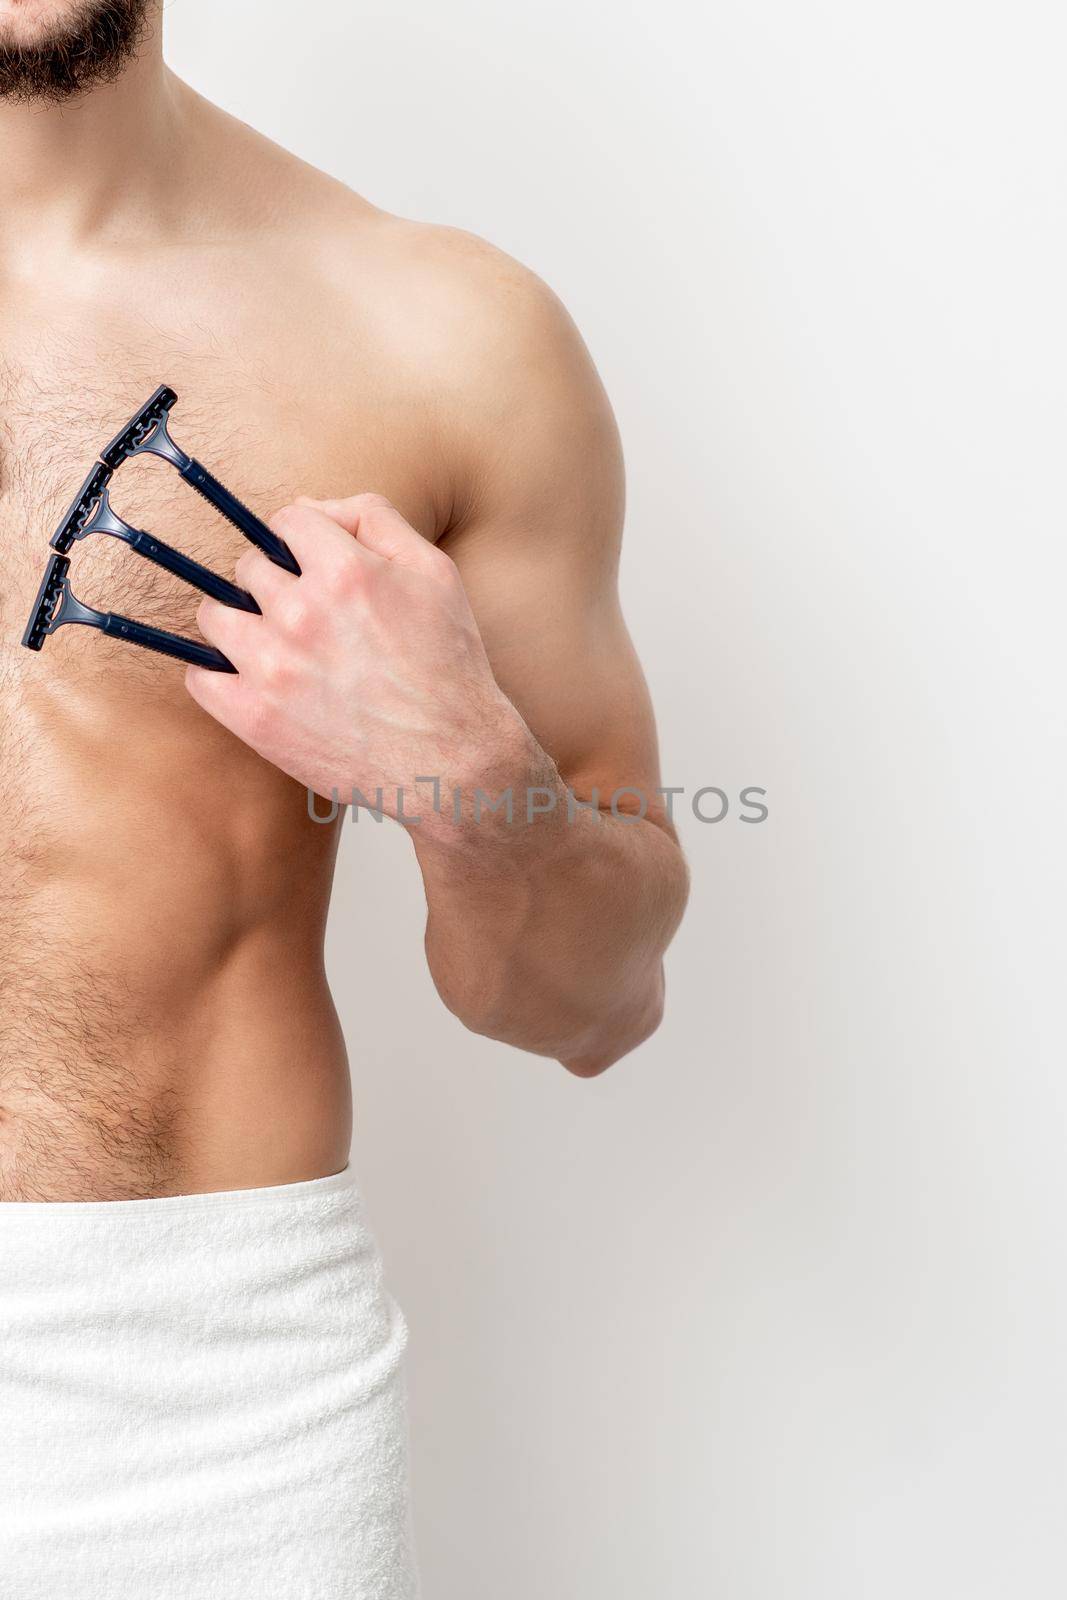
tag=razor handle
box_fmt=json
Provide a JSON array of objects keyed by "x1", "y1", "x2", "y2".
[
  {"x1": 100, "y1": 613, "x2": 237, "y2": 673},
  {"x1": 124, "y1": 528, "x2": 261, "y2": 613},
  {"x1": 180, "y1": 460, "x2": 302, "y2": 576}
]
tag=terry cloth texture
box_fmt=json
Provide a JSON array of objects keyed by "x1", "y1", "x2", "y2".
[{"x1": 0, "y1": 1166, "x2": 419, "y2": 1599}]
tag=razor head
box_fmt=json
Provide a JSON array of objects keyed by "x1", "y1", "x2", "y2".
[
  {"x1": 100, "y1": 384, "x2": 186, "y2": 471},
  {"x1": 21, "y1": 553, "x2": 73, "y2": 651},
  {"x1": 21, "y1": 554, "x2": 103, "y2": 652},
  {"x1": 49, "y1": 461, "x2": 114, "y2": 552}
]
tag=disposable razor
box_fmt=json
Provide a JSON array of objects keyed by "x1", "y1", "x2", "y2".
[
  {"x1": 101, "y1": 386, "x2": 301, "y2": 576},
  {"x1": 50, "y1": 463, "x2": 261, "y2": 614},
  {"x1": 21, "y1": 553, "x2": 236, "y2": 673}
]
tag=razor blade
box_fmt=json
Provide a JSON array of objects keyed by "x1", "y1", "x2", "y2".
[
  {"x1": 21, "y1": 553, "x2": 236, "y2": 674},
  {"x1": 51, "y1": 465, "x2": 261, "y2": 613},
  {"x1": 101, "y1": 385, "x2": 301, "y2": 576}
]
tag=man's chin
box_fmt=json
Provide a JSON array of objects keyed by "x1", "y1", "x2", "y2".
[{"x1": 0, "y1": 0, "x2": 151, "y2": 104}]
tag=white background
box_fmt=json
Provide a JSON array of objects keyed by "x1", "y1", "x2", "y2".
[{"x1": 168, "y1": 4, "x2": 1066, "y2": 1595}]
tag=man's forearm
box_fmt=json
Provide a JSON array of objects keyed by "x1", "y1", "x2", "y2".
[
  {"x1": 187, "y1": 493, "x2": 686, "y2": 1076},
  {"x1": 410, "y1": 710, "x2": 689, "y2": 1075}
]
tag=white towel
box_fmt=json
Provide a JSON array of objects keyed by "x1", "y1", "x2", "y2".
[{"x1": 0, "y1": 1167, "x2": 420, "y2": 1599}]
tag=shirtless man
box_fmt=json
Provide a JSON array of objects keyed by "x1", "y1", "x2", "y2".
[{"x1": 0, "y1": 3, "x2": 688, "y2": 1594}]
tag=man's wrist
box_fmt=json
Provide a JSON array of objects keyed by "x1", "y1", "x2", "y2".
[{"x1": 409, "y1": 693, "x2": 569, "y2": 859}]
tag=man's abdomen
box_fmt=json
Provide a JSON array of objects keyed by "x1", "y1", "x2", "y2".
[{"x1": 0, "y1": 649, "x2": 349, "y2": 1201}]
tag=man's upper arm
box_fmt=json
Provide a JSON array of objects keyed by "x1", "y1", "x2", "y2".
[{"x1": 434, "y1": 241, "x2": 666, "y2": 825}]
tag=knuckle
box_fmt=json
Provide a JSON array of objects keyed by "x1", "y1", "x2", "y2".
[
  {"x1": 257, "y1": 648, "x2": 291, "y2": 693},
  {"x1": 269, "y1": 503, "x2": 307, "y2": 536},
  {"x1": 353, "y1": 492, "x2": 393, "y2": 513},
  {"x1": 233, "y1": 548, "x2": 260, "y2": 588},
  {"x1": 278, "y1": 593, "x2": 313, "y2": 638},
  {"x1": 328, "y1": 552, "x2": 365, "y2": 600},
  {"x1": 425, "y1": 542, "x2": 456, "y2": 579}
]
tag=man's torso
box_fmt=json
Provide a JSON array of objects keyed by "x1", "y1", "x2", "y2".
[{"x1": 0, "y1": 130, "x2": 451, "y2": 1199}]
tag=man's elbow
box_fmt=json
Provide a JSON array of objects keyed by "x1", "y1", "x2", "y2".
[
  {"x1": 445, "y1": 966, "x2": 666, "y2": 1078},
  {"x1": 557, "y1": 968, "x2": 666, "y2": 1078}
]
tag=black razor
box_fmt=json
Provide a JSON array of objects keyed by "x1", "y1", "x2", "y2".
[
  {"x1": 21, "y1": 553, "x2": 236, "y2": 673},
  {"x1": 101, "y1": 386, "x2": 301, "y2": 576},
  {"x1": 51, "y1": 464, "x2": 261, "y2": 614}
]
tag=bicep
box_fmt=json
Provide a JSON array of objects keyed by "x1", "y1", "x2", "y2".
[{"x1": 441, "y1": 312, "x2": 666, "y2": 823}]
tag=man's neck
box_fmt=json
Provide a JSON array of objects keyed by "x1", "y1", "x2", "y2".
[{"x1": 0, "y1": 17, "x2": 186, "y2": 274}]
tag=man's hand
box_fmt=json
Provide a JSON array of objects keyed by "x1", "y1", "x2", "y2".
[{"x1": 185, "y1": 493, "x2": 529, "y2": 816}]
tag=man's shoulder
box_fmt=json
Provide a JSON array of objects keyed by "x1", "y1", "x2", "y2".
[
  {"x1": 315, "y1": 202, "x2": 582, "y2": 399},
  {"x1": 206, "y1": 101, "x2": 570, "y2": 371},
  {"x1": 214, "y1": 101, "x2": 593, "y2": 401},
  {"x1": 224, "y1": 121, "x2": 613, "y2": 514}
]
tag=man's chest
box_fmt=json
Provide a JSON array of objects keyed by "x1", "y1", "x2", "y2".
[{"x1": 0, "y1": 293, "x2": 440, "y2": 675}]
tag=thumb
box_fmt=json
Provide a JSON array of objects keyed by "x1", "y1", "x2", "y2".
[{"x1": 298, "y1": 493, "x2": 437, "y2": 570}]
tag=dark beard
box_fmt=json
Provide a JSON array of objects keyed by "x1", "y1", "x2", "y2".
[{"x1": 0, "y1": 1, "x2": 152, "y2": 104}]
